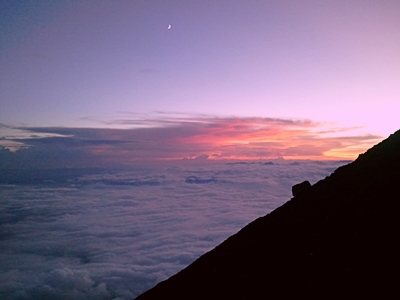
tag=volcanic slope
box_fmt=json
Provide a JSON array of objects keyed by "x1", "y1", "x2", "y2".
[{"x1": 136, "y1": 129, "x2": 400, "y2": 299}]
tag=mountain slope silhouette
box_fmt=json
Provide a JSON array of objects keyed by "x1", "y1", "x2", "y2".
[{"x1": 136, "y1": 129, "x2": 400, "y2": 299}]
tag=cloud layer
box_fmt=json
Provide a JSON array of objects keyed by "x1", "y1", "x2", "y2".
[
  {"x1": 0, "y1": 160, "x2": 348, "y2": 299},
  {"x1": 0, "y1": 115, "x2": 382, "y2": 169}
]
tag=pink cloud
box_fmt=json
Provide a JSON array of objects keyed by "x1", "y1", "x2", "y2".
[
  {"x1": 81, "y1": 116, "x2": 382, "y2": 162},
  {"x1": 2, "y1": 116, "x2": 383, "y2": 168}
]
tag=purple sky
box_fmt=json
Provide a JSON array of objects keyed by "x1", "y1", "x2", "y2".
[{"x1": 1, "y1": 0, "x2": 399, "y2": 161}]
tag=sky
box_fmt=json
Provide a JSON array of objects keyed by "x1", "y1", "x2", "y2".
[{"x1": 1, "y1": 0, "x2": 400, "y2": 163}]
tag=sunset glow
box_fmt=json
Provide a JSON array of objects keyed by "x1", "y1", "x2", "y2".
[
  {"x1": 1, "y1": 0, "x2": 399, "y2": 165},
  {"x1": 0, "y1": 116, "x2": 382, "y2": 170}
]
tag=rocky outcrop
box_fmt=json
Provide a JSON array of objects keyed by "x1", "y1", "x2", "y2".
[
  {"x1": 136, "y1": 129, "x2": 400, "y2": 299},
  {"x1": 291, "y1": 180, "x2": 311, "y2": 196}
]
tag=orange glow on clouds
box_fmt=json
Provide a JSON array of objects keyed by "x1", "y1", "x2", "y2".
[
  {"x1": 164, "y1": 117, "x2": 381, "y2": 161},
  {"x1": 2, "y1": 116, "x2": 384, "y2": 166},
  {"x1": 84, "y1": 116, "x2": 383, "y2": 163}
]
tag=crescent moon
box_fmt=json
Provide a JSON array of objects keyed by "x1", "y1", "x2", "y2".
[{"x1": 167, "y1": 24, "x2": 171, "y2": 30}]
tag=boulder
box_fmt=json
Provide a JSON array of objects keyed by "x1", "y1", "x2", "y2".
[{"x1": 292, "y1": 180, "x2": 311, "y2": 197}]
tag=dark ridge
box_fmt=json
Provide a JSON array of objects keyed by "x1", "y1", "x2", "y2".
[{"x1": 136, "y1": 129, "x2": 400, "y2": 299}]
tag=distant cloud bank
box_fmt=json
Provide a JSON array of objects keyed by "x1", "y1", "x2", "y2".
[{"x1": 0, "y1": 115, "x2": 382, "y2": 169}]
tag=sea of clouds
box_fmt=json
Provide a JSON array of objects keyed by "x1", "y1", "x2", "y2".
[{"x1": 0, "y1": 160, "x2": 348, "y2": 299}]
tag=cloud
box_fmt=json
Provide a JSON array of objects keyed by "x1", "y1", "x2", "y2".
[
  {"x1": 0, "y1": 115, "x2": 383, "y2": 169},
  {"x1": 0, "y1": 160, "x2": 349, "y2": 299},
  {"x1": 185, "y1": 175, "x2": 216, "y2": 184}
]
